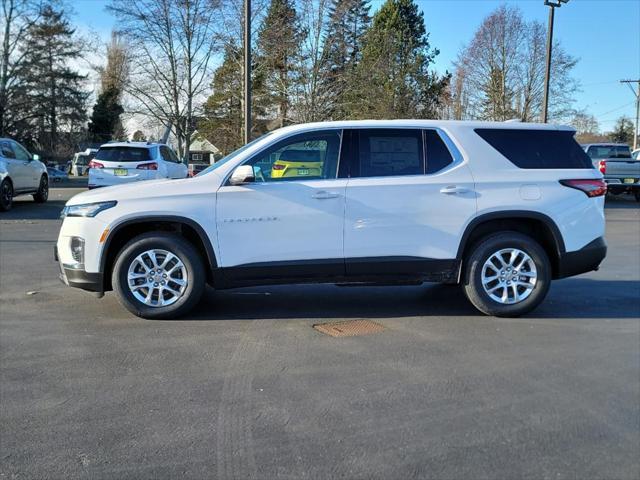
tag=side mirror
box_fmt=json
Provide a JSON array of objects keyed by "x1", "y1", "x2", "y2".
[
  {"x1": 32, "y1": 154, "x2": 40, "y2": 162},
  {"x1": 229, "y1": 165, "x2": 255, "y2": 185}
]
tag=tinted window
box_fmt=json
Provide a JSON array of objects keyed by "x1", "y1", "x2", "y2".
[
  {"x1": 425, "y1": 130, "x2": 454, "y2": 173},
  {"x1": 475, "y1": 129, "x2": 592, "y2": 169},
  {"x1": 587, "y1": 145, "x2": 631, "y2": 159},
  {"x1": 244, "y1": 131, "x2": 341, "y2": 182},
  {"x1": 95, "y1": 147, "x2": 152, "y2": 162},
  {"x1": 356, "y1": 129, "x2": 423, "y2": 177}
]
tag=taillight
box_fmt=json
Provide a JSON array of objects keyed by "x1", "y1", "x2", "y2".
[
  {"x1": 598, "y1": 160, "x2": 606, "y2": 174},
  {"x1": 88, "y1": 160, "x2": 103, "y2": 169},
  {"x1": 271, "y1": 164, "x2": 285, "y2": 170},
  {"x1": 560, "y1": 179, "x2": 607, "y2": 197},
  {"x1": 136, "y1": 162, "x2": 158, "y2": 170}
]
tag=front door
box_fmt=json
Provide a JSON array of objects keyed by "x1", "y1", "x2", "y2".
[
  {"x1": 216, "y1": 129, "x2": 347, "y2": 283},
  {"x1": 343, "y1": 128, "x2": 477, "y2": 277}
]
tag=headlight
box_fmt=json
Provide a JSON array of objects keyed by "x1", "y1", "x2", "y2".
[{"x1": 61, "y1": 201, "x2": 117, "y2": 219}]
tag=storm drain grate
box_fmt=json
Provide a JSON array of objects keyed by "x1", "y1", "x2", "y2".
[{"x1": 313, "y1": 319, "x2": 385, "y2": 337}]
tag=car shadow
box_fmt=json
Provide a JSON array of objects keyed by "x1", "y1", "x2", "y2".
[
  {"x1": 0, "y1": 198, "x2": 67, "y2": 221},
  {"x1": 604, "y1": 194, "x2": 639, "y2": 209},
  {"x1": 174, "y1": 278, "x2": 640, "y2": 321}
]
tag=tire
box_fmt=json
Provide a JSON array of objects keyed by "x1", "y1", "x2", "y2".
[
  {"x1": 0, "y1": 178, "x2": 13, "y2": 211},
  {"x1": 33, "y1": 175, "x2": 48, "y2": 203},
  {"x1": 462, "y1": 231, "x2": 551, "y2": 317},
  {"x1": 112, "y1": 232, "x2": 206, "y2": 319}
]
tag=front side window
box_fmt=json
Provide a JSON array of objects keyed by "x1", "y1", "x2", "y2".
[
  {"x1": 0, "y1": 141, "x2": 15, "y2": 159},
  {"x1": 12, "y1": 142, "x2": 30, "y2": 161},
  {"x1": 355, "y1": 129, "x2": 424, "y2": 178},
  {"x1": 95, "y1": 147, "x2": 152, "y2": 163},
  {"x1": 243, "y1": 130, "x2": 342, "y2": 182}
]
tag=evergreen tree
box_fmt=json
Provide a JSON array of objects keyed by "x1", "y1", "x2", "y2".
[
  {"x1": 200, "y1": 45, "x2": 268, "y2": 153},
  {"x1": 320, "y1": 0, "x2": 371, "y2": 119},
  {"x1": 17, "y1": 4, "x2": 88, "y2": 153},
  {"x1": 256, "y1": 0, "x2": 305, "y2": 127},
  {"x1": 87, "y1": 86, "x2": 124, "y2": 143},
  {"x1": 609, "y1": 116, "x2": 634, "y2": 144},
  {"x1": 346, "y1": 0, "x2": 449, "y2": 119}
]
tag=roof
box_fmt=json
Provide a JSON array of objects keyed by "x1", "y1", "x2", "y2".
[
  {"x1": 99, "y1": 141, "x2": 163, "y2": 148},
  {"x1": 581, "y1": 143, "x2": 630, "y2": 148},
  {"x1": 269, "y1": 119, "x2": 574, "y2": 135}
]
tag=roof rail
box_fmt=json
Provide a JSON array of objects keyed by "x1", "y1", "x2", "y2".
[{"x1": 504, "y1": 119, "x2": 521, "y2": 123}]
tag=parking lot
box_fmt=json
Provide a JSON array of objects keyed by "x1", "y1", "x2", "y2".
[{"x1": 1, "y1": 186, "x2": 639, "y2": 479}]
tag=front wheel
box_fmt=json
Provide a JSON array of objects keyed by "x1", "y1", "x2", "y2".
[
  {"x1": 462, "y1": 232, "x2": 551, "y2": 317},
  {"x1": 112, "y1": 233, "x2": 206, "y2": 319},
  {"x1": 33, "y1": 175, "x2": 48, "y2": 203},
  {"x1": 0, "y1": 179, "x2": 13, "y2": 211}
]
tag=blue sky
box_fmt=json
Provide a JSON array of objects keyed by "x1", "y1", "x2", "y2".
[{"x1": 73, "y1": 0, "x2": 639, "y2": 131}]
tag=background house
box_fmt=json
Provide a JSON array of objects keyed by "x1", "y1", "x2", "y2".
[{"x1": 189, "y1": 132, "x2": 221, "y2": 165}]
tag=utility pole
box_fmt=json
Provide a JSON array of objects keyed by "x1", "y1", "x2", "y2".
[
  {"x1": 243, "y1": 0, "x2": 252, "y2": 145},
  {"x1": 620, "y1": 79, "x2": 640, "y2": 150},
  {"x1": 542, "y1": 0, "x2": 569, "y2": 123}
]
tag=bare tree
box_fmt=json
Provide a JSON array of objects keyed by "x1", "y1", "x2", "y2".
[
  {"x1": 108, "y1": 0, "x2": 221, "y2": 159},
  {"x1": 453, "y1": 5, "x2": 578, "y2": 122},
  {"x1": 0, "y1": 0, "x2": 42, "y2": 135}
]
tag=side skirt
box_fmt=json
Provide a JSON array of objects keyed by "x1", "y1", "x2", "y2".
[{"x1": 214, "y1": 257, "x2": 461, "y2": 289}]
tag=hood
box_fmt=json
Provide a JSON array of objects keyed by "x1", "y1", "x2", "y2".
[{"x1": 66, "y1": 177, "x2": 198, "y2": 206}]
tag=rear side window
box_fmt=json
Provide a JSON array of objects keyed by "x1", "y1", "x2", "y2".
[
  {"x1": 356, "y1": 129, "x2": 424, "y2": 177},
  {"x1": 475, "y1": 129, "x2": 593, "y2": 169},
  {"x1": 425, "y1": 130, "x2": 454, "y2": 174},
  {"x1": 95, "y1": 147, "x2": 152, "y2": 162}
]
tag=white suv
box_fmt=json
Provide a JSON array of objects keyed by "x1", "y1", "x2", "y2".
[
  {"x1": 56, "y1": 120, "x2": 607, "y2": 319},
  {"x1": 87, "y1": 142, "x2": 188, "y2": 188},
  {"x1": 0, "y1": 138, "x2": 48, "y2": 211}
]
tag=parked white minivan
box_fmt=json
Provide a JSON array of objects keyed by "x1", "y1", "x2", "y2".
[
  {"x1": 88, "y1": 142, "x2": 188, "y2": 188},
  {"x1": 57, "y1": 120, "x2": 607, "y2": 319}
]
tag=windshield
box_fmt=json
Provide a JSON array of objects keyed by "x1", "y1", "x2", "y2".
[
  {"x1": 95, "y1": 147, "x2": 152, "y2": 162},
  {"x1": 587, "y1": 145, "x2": 632, "y2": 159},
  {"x1": 197, "y1": 133, "x2": 273, "y2": 177}
]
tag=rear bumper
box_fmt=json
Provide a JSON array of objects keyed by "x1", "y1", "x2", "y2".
[{"x1": 556, "y1": 236, "x2": 607, "y2": 279}]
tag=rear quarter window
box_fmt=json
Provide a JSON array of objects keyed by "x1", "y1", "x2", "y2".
[{"x1": 475, "y1": 128, "x2": 593, "y2": 169}]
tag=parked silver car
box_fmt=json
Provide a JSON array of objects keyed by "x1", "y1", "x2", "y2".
[{"x1": 0, "y1": 138, "x2": 48, "y2": 211}]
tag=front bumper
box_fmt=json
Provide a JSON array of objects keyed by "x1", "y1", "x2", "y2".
[
  {"x1": 55, "y1": 246, "x2": 103, "y2": 292},
  {"x1": 556, "y1": 236, "x2": 607, "y2": 279}
]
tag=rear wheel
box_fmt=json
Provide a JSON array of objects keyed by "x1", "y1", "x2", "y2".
[
  {"x1": 0, "y1": 179, "x2": 13, "y2": 211},
  {"x1": 33, "y1": 175, "x2": 48, "y2": 203},
  {"x1": 462, "y1": 232, "x2": 551, "y2": 317},
  {"x1": 112, "y1": 233, "x2": 206, "y2": 319}
]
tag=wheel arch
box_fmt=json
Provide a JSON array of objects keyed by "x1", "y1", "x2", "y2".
[
  {"x1": 100, "y1": 216, "x2": 217, "y2": 291},
  {"x1": 457, "y1": 211, "x2": 565, "y2": 279}
]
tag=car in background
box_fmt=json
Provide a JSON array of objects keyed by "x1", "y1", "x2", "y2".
[
  {"x1": 69, "y1": 148, "x2": 97, "y2": 176},
  {"x1": 0, "y1": 138, "x2": 48, "y2": 211},
  {"x1": 47, "y1": 166, "x2": 68, "y2": 183},
  {"x1": 270, "y1": 148, "x2": 324, "y2": 179},
  {"x1": 583, "y1": 143, "x2": 640, "y2": 201},
  {"x1": 87, "y1": 142, "x2": 188, "y2": 188}
]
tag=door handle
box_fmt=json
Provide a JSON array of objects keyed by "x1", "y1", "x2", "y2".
[
  {"x1": 440, "y1": 185, "x2": 469, "y2": 195},
  {"x1": 312, "y1": 190, "x2": 340, "y2": 199}
]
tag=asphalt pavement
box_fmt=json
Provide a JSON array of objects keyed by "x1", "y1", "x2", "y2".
[{"x1": 1, "y1": 186, "x2": 639, "y2": 479}]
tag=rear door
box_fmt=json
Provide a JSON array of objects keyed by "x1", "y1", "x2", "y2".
[
  {"x1": 343, "y1": 128, "x2": 476, "y2": 277},
  {"x1": 216, "y1": 129, "x2": 347, "y2": 282}
]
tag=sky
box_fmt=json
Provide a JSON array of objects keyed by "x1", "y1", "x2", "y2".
[{"x1": 72, "y1": 0, "x2": 640, "y2": 131}]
